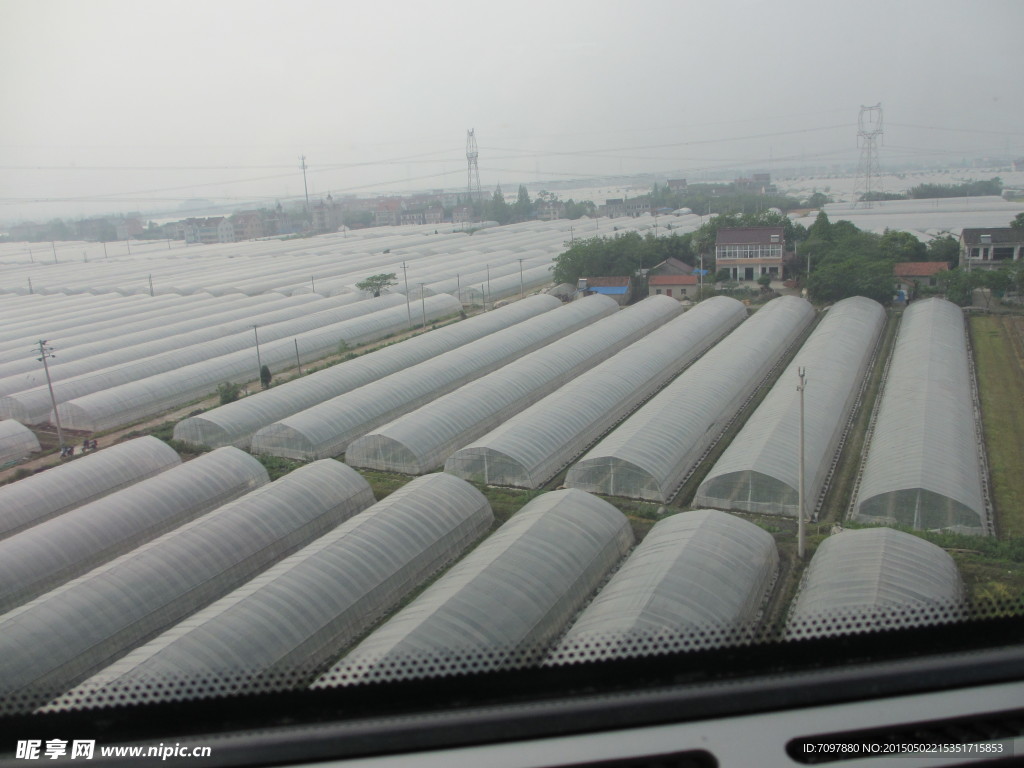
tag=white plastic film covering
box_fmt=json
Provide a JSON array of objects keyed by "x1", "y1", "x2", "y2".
[
  {"x1": 852, "y1": 298, "x2": 988, "y2": 535},
  {"x1": 251, "y1": 295, "x2": 618, "y2": 460},
  {"x1": 52, "y1": 294, "x2": 460, "y2": 433},
  {"x1": 0, "y1": 293, "x2": 227, "y2": 365},
  {"x1": 566, "y1": 295, "x2": 815, "y2": 502},
  {"x1": 1, "y1": 294, "x2": 404, "y2": 424},
  {"x1": 0, "y1": 447, "x2": 269, "y2": 614},
  {"x1": 0, "y1": 420, "x2": 40, "y2": 465},
  {"x1": 787, "y1": 527, "x2": 964, "y2": 638},
  {"x1": 0, "y1": 293, "x2": 191, "y2": 353},
  {"x1": 345, "y1": 295, "x2": 684, "y2": 475},
  {"x1": 0, "y1": 459, "x2": 374, "y2": 713},
  {"x1": 0, "y1": 436, "x2": 181, "y2": 540},
  {"x1": 66, "y1": 473, "x2": 492, "y2": 702},
  {"x1": 172, "y1": 295, "x2": 561, "y2": 449},
  {"x1": 0, "y1": 293, "x2": 337, "y2": 389},
  {"x1": 316, "y1": 488, "x2": 634, "y2": 686},
  {"x1": 694, "y1": 296, "x2": 886, "y2": 516},
  {"x1": 444, "y1": 297, "x2": 747, "y2": 488},
  {"x1": 551, "y1": 510, "x2": 779, "y2": 662}
]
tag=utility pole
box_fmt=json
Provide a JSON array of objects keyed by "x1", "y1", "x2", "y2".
[
  {"x1": 37, "y1": 340, "x2": 65, "y2": 453},
  {"x1": 797, "y1": 367, "x2": 808, "y2": 560},
  {"x1": 456, "y1": 273, "x2": 461, "y2": 306},
  {"x1": 27, "y1": 277, "x2": 33, "y2": 294},
  {"x1": 148, "y1": 274, "x2": 154, "y2": 297},
  {"x1": 301, "y1": 155, "x2": 310, "y2": 217},
  {"x1": 486, "y1": 264, "x2": 491, "y2": 309},
  {"x1": 401, "y1": 262, "x2": 412, "y2": 328},
  {"x1": 418, "y1": 284, "x2": 427, "y2": 328},
  {"x1": 51, "y1": 241, "x2": 58, "y2": 264},
  {"x1": 517, "y1": 258, "x2": 525, "y2": 298},
  {"x1": 294, "y1": 339, "x2": 302, "y2": 374},
  {"x1": 699, "y1": 253, "x2": 704, "y2": 301}
]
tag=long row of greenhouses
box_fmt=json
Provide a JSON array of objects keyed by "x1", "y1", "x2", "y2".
[
  {"x1": 0, "y1": 293, "x2": 408, "y2": 424},
  {"x1": 0, "y1": 460, "x2": 375, "y2": 713},
  {"x1": 345, "y1": 295, "x2": 685, "y2": 475},
  {"x1": 0, "y1": 447, "x2": 269, "y2": 614},
  {"x1": 0, "y1": 292, "x2": 221, "y2": 359},
  {"x1": 1, "y1": 219, "x2": 660, "y2": 435},
  {"x1": 53, "y1": 295, "x2": 462, "y2": 433},
  {"x1": 61, "y1": 473, "x2": 494, "y2": 703},
  {"x1": 0, "y1": 436, "x2": 180, "y2": 540},
  {"x1": 851, "y1": 298, "x2": 989, "y2": 535},
  {"x1": 0, "y1": 292, "x2": 335, "y2": 381},
  {"x1": 173, "y1": 295, "x2": 561, "y2": 449},
  {"x1": 694, "y1": 296, "x2": 886, "y2": 517},
  {"x1": 250, "y1": 295, "x2": 619, "y2": 460},
  {"x1": 565, "y1": 295, "x2": 816, "y2": 502},
  {"x1": 444, "y1": 296, "x2": 747, "y2": 488}
]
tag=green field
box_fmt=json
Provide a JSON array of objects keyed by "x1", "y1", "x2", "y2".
[{"x1": 970, "y1": 315, "x2": 1024, "y2": 539}]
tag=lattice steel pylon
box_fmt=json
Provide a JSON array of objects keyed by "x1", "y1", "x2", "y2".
[
  {"x1": 856, "y1": 104, "x2": 883, "y2": 208},
  {"x1": 466, "y1": 129, "x2": 482, "y2": 205}
]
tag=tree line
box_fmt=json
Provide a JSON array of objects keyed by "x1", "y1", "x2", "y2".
[{"x1": 862, "y1": 177, "x2": 1003, "y2": 202}]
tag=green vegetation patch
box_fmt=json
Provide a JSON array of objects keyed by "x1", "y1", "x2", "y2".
[
  {"x1": 970, "y1": 315, "x2": 1024, "y2": 538},
  {"x1": 255, "y1": 454, "x2": 307, "y2": 482},
  {"x1": 358, "y1": 468, "x2": 415, "y2": 501}
]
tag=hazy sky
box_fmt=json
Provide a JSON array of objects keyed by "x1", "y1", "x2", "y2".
[{"x1": 1, "y1": 0, "x2": 1021, "y2": 222}]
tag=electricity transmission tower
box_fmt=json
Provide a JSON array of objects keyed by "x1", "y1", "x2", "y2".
[
  {"x1": 300, "y1": 155, "x2": 310, "y2": 216},
  {"x1": 466, "y1": 129, "x2": 482, "y2": 207},
  {"x1": 856, "y1": 104, "x2": 883, "y2": 208}
]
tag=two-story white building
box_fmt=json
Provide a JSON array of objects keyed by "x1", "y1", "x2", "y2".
[
  {"x1": 715, "y1": 227, "x2": 785, "y2": 282},
  {"x1": 960, "y1": 228, "x2": 1024, "y2": 270}
]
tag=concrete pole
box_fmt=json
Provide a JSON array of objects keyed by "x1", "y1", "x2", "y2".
[{"x1": 797, "y1": 366, "x2": 807, "y2": 560}]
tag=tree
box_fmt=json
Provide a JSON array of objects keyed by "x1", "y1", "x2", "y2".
[
  {"x1": 979, "y1": 269, "x2": 1012, "y2": 307},
  {"x1": 342, "y1": 210, "x2": 373, "y2": 229},
  {"x1": 937, "y1": 269, "x2": 975, "y2": 306},
  {"x1": 806, "y1": 211, "x2": 832, "y2": 242},
  {"x1": 514, "y1": 185, "x2": 532, "y2": 223},
  {"x1": 356, "y1": 273, "x2": 398, "y2": 297},
  {"x1": 551, "y1": 231, "x2": 694, "y2": 286},
  {"x1": 880, "y1": 229, "x2": 927, "y2": 262},
  {"x1": 714, "y1": 268, "x2": 731, "y2": 283},
  {"x1": 1011, "y1": 212, "x2": 1024, "y2": 231},
  {"x1": 217, "y1": 381, "x2": 241, "y2": 404},
  {"x1": 486, "y1": 188, "x2": 511, "y2": 224},
  {"x1": 806, "y1": 256, "x2": 893, "y2": 304},
  {"x1": 926, "y1": 234, "x2": 960, "y2": 266},
  {"x1": 260, "y1": 365, "x2": 272, "y2": 389},
  {"x1": 806, "y1": 191, "x2": 832, "y2": 208},
  {"x1": 563, "y1": 199, "x2": 596, "y2": 220}
]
